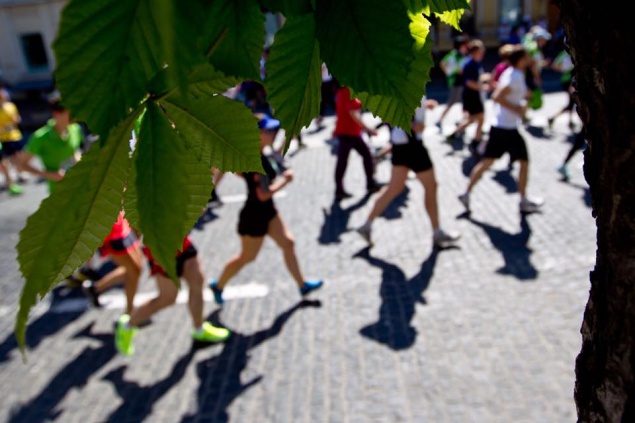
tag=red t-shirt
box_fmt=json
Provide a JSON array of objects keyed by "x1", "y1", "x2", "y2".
[
  {"x1": 334, "y1": 87, "x2": 363, "y2": 137},
  {"x1": 100, "y1": 211, "x2": 139, "y2": 257}
]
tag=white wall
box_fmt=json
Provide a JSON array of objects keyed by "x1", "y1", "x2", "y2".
[{"x1": 0, "y1": 0, "x2": 65, "y2": 84}]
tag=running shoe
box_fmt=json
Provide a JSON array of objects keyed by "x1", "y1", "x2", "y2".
[
  {"x1": 557, "y1": 165, "x2": 570, "y2": 181},
  {"x1": 335, "y1": 191, "x2": 353, "y2": 201},
  {"x1": 192, "y1": 322, "x2": 230, "y2": 343},
  {"x1": 433, "y1": 230, "x2": 461, "y2": 249},
  {"x1": 300, "y1": 280, "x2": 324, "y2": 296},
  {"x1": 115, "y1": 314, "x2": 138, "y2": 356},
  {"x1": 209, "y1": 280, "x2": 224, "y2": 305},
  {"x1": 468, "y1": 140, "x2": 481, "y2": 157},
  {"x1": 458, "y1": 193, "x2": 471, "y2": 212},
  {"x1": 82, "y1": 280, "x2": 101, "y2": 308},
  {"x1": 356, "y1": 224, "x2": 373, "y2": 246},
  {"x1": 8, "y1": 184, "x2": 23, "y2": 196},
  {"x1": 367, "y1": 182, "x2": 384, "y2": 195},
  {"x1": 520, "y1": 197, "x2": 544, "y2": 214}
]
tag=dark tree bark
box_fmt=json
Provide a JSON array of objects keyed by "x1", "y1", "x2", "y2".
[{"x1": 553, "y1": 1, "x2": 635, "y2": 421}]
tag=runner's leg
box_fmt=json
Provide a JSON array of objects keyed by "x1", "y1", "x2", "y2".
[
  {"x1": 467, "y1": 158, "x2": 496, "y2": 192},
  {"x1": 182, "y1": 255, "x2": 205, "y2": 328},
  {"x1": 128, "y1": 273, "x2": 178, "y2": 327},
  {"x1": 349, "y1": 136, "x2": 376, "y2": 189},
  {"x1": 216, "y1": 236, "x2": 265, "y2": 290},
  {"x1": 518, "y1": 160, "x2": 529, "y2": 198},
  {"x1": 416, "y1": 169, "x2": 440, "y2": 230},
  {"x1": 267, "y1": 215, "x2": 304, "y2": 288},
  {"x1": 335, "y1": 137, "x2": 354, "y2": 195},
  {"x1": 111, "y1": 247, "x2": 144, "y2": 315},
  {"x1": 366, "y1": 166, "x2": 409, "y2": 222}
]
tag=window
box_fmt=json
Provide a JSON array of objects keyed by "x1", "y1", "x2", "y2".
[
  {"x1": 500, "y1": 0, "x2": 523, "y2": 24},
  {"x1": 20, "y1": 33, "x2": 50, "y2": 72}
]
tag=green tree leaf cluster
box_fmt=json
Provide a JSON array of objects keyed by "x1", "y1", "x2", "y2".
[{"x1": 15, "y1": 0, "x2": 468, "y2": 350}]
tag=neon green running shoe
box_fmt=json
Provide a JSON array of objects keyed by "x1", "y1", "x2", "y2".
[
  {"x1": 8, "y1": 184, "x2": 23, "y2": 196},
  {"x1": 115, "y1": 314, "x2": 138, "y2": 356},
  {"x1": 192, "y1": 322, "x2": 230, "y2": 344}
]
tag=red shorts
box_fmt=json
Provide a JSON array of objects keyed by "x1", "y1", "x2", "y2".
[
  {"x1": 99, "y1": 212, "x2": 140, "y2": 257},
  {"x1": 143, "y1": 237, "x2": 197, "y2": 277}
]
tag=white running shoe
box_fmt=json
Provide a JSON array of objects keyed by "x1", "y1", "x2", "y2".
[
  {"x1": 433, "y1": 230, "x2": 461, "y2": 249},
  {"x1": 458, "y1": 193, "x2": 471, "y2": 212},
  {"x1": 520, "y1": 197, "x2": 544, "y2": 214}
]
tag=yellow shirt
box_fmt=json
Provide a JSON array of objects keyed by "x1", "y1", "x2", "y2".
[{"x1": 0, "y1": 102, "x2": 23, "y2": 142}]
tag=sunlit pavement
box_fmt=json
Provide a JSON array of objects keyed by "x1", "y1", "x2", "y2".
[{"x1": 0, "y1": 92, "x2": 594, "y2": 422}]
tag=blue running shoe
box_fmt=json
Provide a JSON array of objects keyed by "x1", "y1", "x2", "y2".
[
  {"x1": 209, "y1": 280, "x2": 224, "y2": 305},
  {"x1": 300, "y1": 280, "x2": 324, "y2": 296}
]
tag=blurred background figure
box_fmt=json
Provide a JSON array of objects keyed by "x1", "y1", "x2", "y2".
[{"x1": 0, "y1": 89, "x2": 25, "y2": 195}]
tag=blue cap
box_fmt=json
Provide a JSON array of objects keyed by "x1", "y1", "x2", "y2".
[{"x1": 258, "y1": 115, "x2": 281, "y2": 131}]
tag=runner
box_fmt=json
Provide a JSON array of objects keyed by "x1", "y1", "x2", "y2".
[
  {"x1": 524, "y1": 27, "x2": 551, "y2": 113},
  {"x1": 15, "y1": 100, "x2": 83, "y2": 192},
  {"x1": 113, "y1": 236, "x2": 230, "y2": 356},
  {"x1": 333, "y1": 86, "x2": 381, "y2": 201},
  {"x1": 557, "y1": 128, "x2": 586, "y2": 182},
  {"x1": 357, "y1": 98, "x2": 460, "y2": 249},
  {"x1": 492, "y1": 44, "x2": 515, "y2": 86},
  {"x1": 317, "y1": 63, "x2": 337, "y2": 131},
  {"x1": 547, "y1": 47, "x2": 575, "y2": 129},
  {"x1": 0, "y1": 90, "x2": 25, "y2": 195},
  {"x1": 446, "y1": 40, "x2": 490, "y2": 156},
  {"x1": 458, "y1": 46, "x2": 544, "y2": 214},
  {"x1": 436, "y1": 36, "x2": 469, "y2": 130},
  {"x1": 209, "y1": 116, "x2": 323, "y2": 305},
  {"x1": 98, "y1": 212, "x2": 144, "y2": 318}
]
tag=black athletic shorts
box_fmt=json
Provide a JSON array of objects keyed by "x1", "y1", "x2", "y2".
[
  {"x1": 391, "y1": 142, "x2": 433, "y2": 173},
  {"x1": 484, "y1": 127, "x2": 529, "y2": 162},
  {"x1": 144, "y1": 242, "x2": 197, "y2": 277},
  {"x1": 238, "y1": 204, "x2": 278, "y2": 237},
  {"x1": 462, "y1": 90, "x2": 484, "y2": 116}
]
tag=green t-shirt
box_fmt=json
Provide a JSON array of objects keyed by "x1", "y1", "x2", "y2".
[
  {"x1": 554, "y1": 51, "x2": 574, "y2": 84},
  {"x1": 441, "y1": 50, "x2": 464, "y2": 87},
  {"x1": 26, "y1": 119, "x2": 83, "y2": 190}
]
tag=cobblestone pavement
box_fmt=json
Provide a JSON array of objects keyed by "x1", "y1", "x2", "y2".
[{"x1": 0, "y1": 93, "x2": 595, "y2": 423}]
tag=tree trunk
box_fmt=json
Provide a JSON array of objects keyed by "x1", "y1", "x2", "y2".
[{"x1": 553, "y1": 1, "x2": 635, "y2": 421}]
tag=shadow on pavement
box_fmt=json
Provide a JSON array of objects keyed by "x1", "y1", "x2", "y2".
[
  {"x1": 354, "y1": 248, "x2": 441, "y2": 350},
  {"x1": 444, "y1": 136, "x2": 466, "y2": 156},
  {"x1": 525, "y1": 124, "x2": 550, "y2": 140},
  {"x1": 564, "y1": 181, "x2": 592, "y2": 209},
  {"x1": 492, "y1": 169, "x2": 518, "y2": 194},
  {"x1": 318, "y1": 196, "x2": 371, "y2": 245},
  {"x1": 0, "y1": 286, "x2": 87, "y2": 364},
  {"x1": 103, "y1": 350, "x2": 197, "y2": 422},
  {"x1": 182, "y1": 300, "x2": 322, "y2": 423},
  {"x1": 381, "y1": 186, "x2": 410, "y2": 221},
  {"x1": 466, "y1": 215, "x2": 538, "y2": 281},
  {"x1": 461, "y1": 154, "x2": 480, "y2": 177},
  {"x1": 7, "y1": 323, "x2": 115, "y2": 423}
]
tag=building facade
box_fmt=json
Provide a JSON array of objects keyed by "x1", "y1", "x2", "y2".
[
  {"x1": 0, "y1": 0, "x2": 65, "y2": 86},
  {"x1": 434, "y1": 0, "x2": 559, "y2": 50},
  {"x1": 0, "y1": 0, "x2": 560, "y2": 86}
]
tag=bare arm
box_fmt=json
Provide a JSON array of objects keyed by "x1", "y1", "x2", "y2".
[
  {"x1": 349, "y1": 110, "x2": 378, "y2": 135},
  {"x1": 492, "y1": 86, "x2": 525, "y2": 117},
  {"x1": 255, "y1": 170, "x2": 294, "y2": 202},
  {"x1": 15, "y1": 151, "x2": 65, "y2": 181}
]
